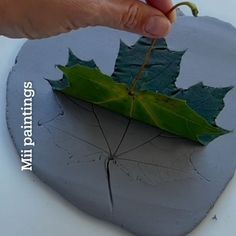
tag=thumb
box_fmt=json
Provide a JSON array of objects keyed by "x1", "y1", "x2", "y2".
[
  {"x1": 0, "y1": 0, "x2": 171, "y2": 39},
  {"x1": 97, "y1": 0, "x2": 171, "y2": 38}
]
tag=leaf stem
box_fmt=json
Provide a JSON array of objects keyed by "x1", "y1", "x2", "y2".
[
  {"x1": 167, "y1": 2, "x2": 199, "y2": 17},
  {"x1": 129, "y1": 38, "x2": 157, "y2": 96},
  {"x1": 129, "y1": 1, "x2": 199, "y2": 95}
]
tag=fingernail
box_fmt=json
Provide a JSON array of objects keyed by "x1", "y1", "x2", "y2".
[{"x1": 145, "y1": 16, "x2": 171, "y2": 37}]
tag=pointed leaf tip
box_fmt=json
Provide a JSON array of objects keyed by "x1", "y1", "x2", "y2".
[{"x1": 197, "y1": 128, "x2": 230, "y2": 146}]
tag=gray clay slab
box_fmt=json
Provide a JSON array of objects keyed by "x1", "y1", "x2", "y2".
[{"x1": 6, "y1": 16, "x2": 236, "y2": 236}]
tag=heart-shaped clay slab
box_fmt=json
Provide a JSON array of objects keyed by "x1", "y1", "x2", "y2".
[{"x1": 6, "y1": 16, "x2": 236, "y2": 236}]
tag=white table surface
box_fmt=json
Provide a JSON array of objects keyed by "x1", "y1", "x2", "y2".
[{"x1": 1, "y1": 1, "x2": 236, "y2": 235}]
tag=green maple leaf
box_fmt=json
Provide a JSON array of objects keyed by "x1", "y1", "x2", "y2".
[
  {"x1": 47, "y1": 37, "x2": 232, "y2": 145},
  {"x1": 112, "y1": 37, "x2": 184, "y2": 95}
]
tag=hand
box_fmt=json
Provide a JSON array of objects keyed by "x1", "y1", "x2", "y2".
[{"x1": 0, "y1": 0, "x2": 175, "y2": 39}]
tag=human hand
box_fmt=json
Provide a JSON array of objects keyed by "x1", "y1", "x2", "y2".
[{"x1": 0, "y1": 0, "x2": 175, "y2": 39}]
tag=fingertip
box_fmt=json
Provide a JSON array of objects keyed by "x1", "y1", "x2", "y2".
[{"x1": 144, "y1": 15, "x2": 171, "y2": 38}]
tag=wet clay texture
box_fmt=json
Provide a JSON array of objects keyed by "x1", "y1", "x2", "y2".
[{"x1": 6, "y1": 16, "x2": 236, "y2": 236}]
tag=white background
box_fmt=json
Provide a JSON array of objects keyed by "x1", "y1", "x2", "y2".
[{"x1": 0, "y1": 1, "x2": 236, "y2": 235}]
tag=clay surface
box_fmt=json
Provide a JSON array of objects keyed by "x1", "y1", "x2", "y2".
[{"x1": 6, "y1": 16, "x2": 236, "y2": 236}]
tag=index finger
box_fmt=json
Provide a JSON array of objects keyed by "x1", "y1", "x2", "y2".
[{"x1": 146, "y1": 0, "x2": 176, "y2": 22}]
